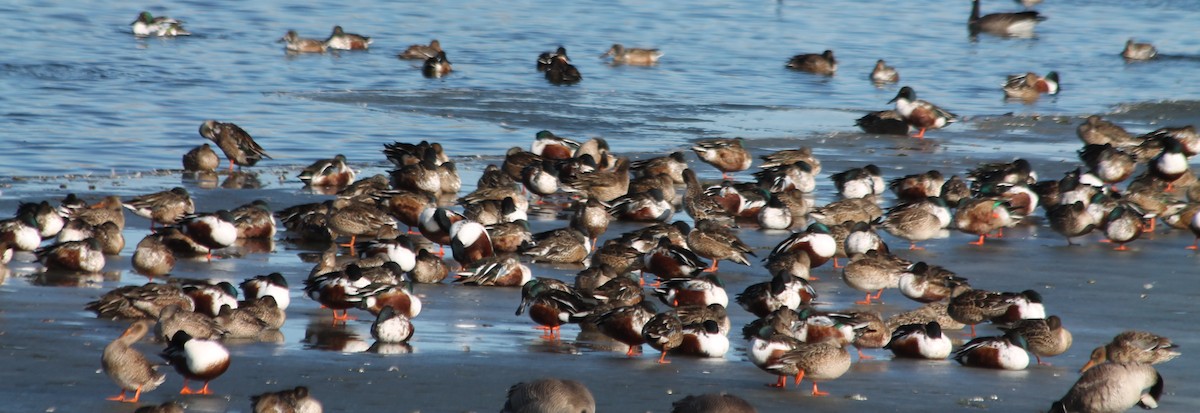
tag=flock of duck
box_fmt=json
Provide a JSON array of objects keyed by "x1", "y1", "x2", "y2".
[{"x1": 0, "y1": 2, "x2": 1192, "y2": 413}]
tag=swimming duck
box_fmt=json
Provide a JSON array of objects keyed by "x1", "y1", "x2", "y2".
[
  {"x1": 631, "y1": 152, "x2": 689, "y2": 184},
  {"x1": 537, "y1": 46, "x2": 570, "y2": 72},
  {"x1": 299, "y1": 154, "x2": 356, "y2": 187},
  {"x1": 593, "y1": 301, "x2": 658, "y2": 356},
  {"x1": 1122, "y1": 38, "x2": 1157, "y2": 61},
  {"x1": 2, "y1": 211, "x2": 43, "y2": 252},
  {"x1": 179, "y1": 210, "x2": 238, "y2": 260},
  {"x1": 88, "y1": 283, "x2": 195, "y2": 320},
  {"x1": 686, "y1": 219, "x2": 754, "y2": 272},
  {"x1": 786, "y1": 50, "x2": 837, "y2": 75},
  {"x1": 1077, "y1": 115, "x2": 1137, "y2": 147},
  {"x1": 399, "y1": 39, "x2": 442, "y2": 60},
  {"x1": 692, "y1": 138, "x2": 752, "y2": 179},
  {"x1": 603, "y1": 44, "x2": 663, "y2": 65},
  {"x1": 17, "y1": 200, "x2": 64, "y2": 239},
  {"x1": 831, "y1": 165, "x2": 885, "y2": 199},
  {"x1": 371, "y1": 305, "x2": 415, "y2": 344},
  {"x1": 670, "y1": 393, "x2": 756, "y2": 413},
  {"x1": 422, "y1": 51, "x2": 453, "y2": 78},
  {"x1": 968, "y1": 0, "x2": 1044, "y2": 37},
  {"x1": 103, "y1": 320, "x2": 165, "y2": 403},
  {"x1": 1003, "y1": 71, "x2": 1060, "y2": 100},
  {"x1": 251, "y1": 386, "x2": 324, "y2": 413},
  {"x1": 240, "y1": 272, "x2": 290, "y2": 310},
  {"x1": 952, "y1": 330, "x2": 1030, "y2": 370},
  {"x1": 1102, "y1": 205, "x2": 1144, "y2": 250},
  {"x1": 131, "y1": 11, "x2": 189, "y2": 37},
  {"x1": 653, "y1": 273, "x2": 729, "y2": 308},
  {"x1": 160, "y1": 331, "x2": 231, "y2": 395},
  {"x1": 897, "y1": 261, "x2": 969, "y2": 303},
  {"x1": 885, "y1": 321, "x2": 952, "y2": 360},
  {"x1": 454, "y1": 254, "x2": 531, "y2": 286},
  {"x1": 954, "y1": 198, "x2": 1019, "y2": 245},
  {"x1": 642, "y1": 311, "x2": 685, "y2": 364},
  {"x1": 522, "y1": 227, "x2": 591, "y2": 264},
  {"x1": 1000, "y1": 315, "x2": 1072, "y2": 365},
  {"x1": 199, "y1": 120, "x2": 271, "y2": 171},
  {"x1": 1052, "y1": 362, "x2": 1164, "y2": 413},
  {"x1": 131, "y1": 232, "x2": 175, "y2": 277},
  {"x1": 502, "y1": 378, "x2": 595, "y2": 413},
  {"x1": 124, "y1": 187, "x2": 194, "y2": 229},
  {"x1": 870, "y1": 59, "x2": 899, "y2": 84},
  {"x1": 889, "y1": 86, "x2": 958, "y2": 139},
  {"x1": 1080, "y1": 331, "x2": 1179, "y2": 373},
  {"x1": 324, "y1": 26, "x2": 370, "y2": 50},
  {"x1": 736, "y1": 273, "x2": 816, "y2": 318},
  {"x1": 545, "y1": 54, "x2": 582, "y2": 84},
  {"x1": 842, "y1": 250, "x2": 908, "y2": 305},
  {"x1": 855, "y1": 110, "x2": 909, "y2": 135},
  {"x1": 768, "y1": 223, "x2": 837, "y2": 269},
  {"x1": 763, "y1": 337, "x2": 852, "y2": 396},
  {"x1": 36, "y1": 238, "x2": 105, "y2": 272},
  {"x1": 278, "y1": 30, "x2": 327, "y2": 53}
]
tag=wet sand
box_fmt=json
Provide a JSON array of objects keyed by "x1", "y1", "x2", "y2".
[{"x1": 1, "y1": 115, "x2": 1198, "y2": 412}]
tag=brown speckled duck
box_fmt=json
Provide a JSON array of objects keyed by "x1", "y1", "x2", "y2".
[
  {"x1": 103, "y1": 321, "x2": 165, "y2": 403},
  {"x1": 502, "y1": 378, "x2": 595, "y2": 413},
  {"x1": 123, "y1": 187, "x2": 194, "y2": 229}
]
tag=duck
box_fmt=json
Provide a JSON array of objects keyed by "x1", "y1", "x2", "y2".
[
  {"x1": 736, "y1": 273, "x2": 816, "y2": 318},
  {"x1": 755, "y1": 161, "x2": 816, "y2": 194},
  {"x1": 954, "y1": 198, "x2": 1019, "y2": 245},
  {"x1": 940, "y1": 175, "x2": 972, "y2": 208},
  {"x1": 885, "y1": 321, "x2": 952, "y2": 360},
  {"x1": 58, "y1": 219, "x2": 123, "y2": 253},
  {"x1": 948, "y1": 287, "x2": 1037, "y2": 336},
  {"x1": 889, "y1": 86, "x2": 958, "y2": 139},
  {"x1": 545, "y1": 54, "x2": 582, "y2": 84},
  {"x1": 537, "y1": 46, "x2": 570, "y2": 72},
  {"x1": 686, "y1": 219, "x2": 755, "y2": 272},
  {"x1": 603, "y1": 44, "x2": 663, "y2": 65},
  {"x1": 831, "y1": 165, "x2": 885, "y2": 199},
  {"x1": 810, "y1": 198, "x2": 881, "y2": 227},
  {"x1": 179, "y1": 280, "x2": 239, "y2": 317},
  {"x1": 786, "y1": 50, "x2": 837, "y2": 75},
  {"x1": 251, "y1": 386, "x2": 323, "y2": 413},
  {"x1": 631, "y1": 152, "x2": 688, "y2": 184},
  {"x1": 886, "y1": 302, "x2": 965, "y2": 332},
  {"x1": 160, "y1": 331, "x2": 231, "y2": 395},
  {"x1": 35, "y1": 238, "x2": 105, "y2": 272},
  {"x1": 681, "y1": 169, "x2": 734, "y2": 223},
  {"x1": 1051, "y1": 363, "x2": 1164, "y2": 413},
  {"x1": 230, "y1": 200, "x2": 276, "y2": 240},
  {"x1": 17, "y1": 200, "x2": 65, "y2": 239},
  {"x1": 1102, "y1": 205, "x2": 1144, "y2": 250},
  {"x1": 487, "y1": 218, "x2": 533, "y2": 254},
  {"x1": 371, "y1": 305, "x2": 415, "y2": 343},
  {"x1": 758, "y1": 148, "x2": 822, "y2": 172},
  {"x1": 71, "y1": 195, "x2": 127, "y2": 230},
  {"x1": 870, "y1": 59, "x2": 899, "y2": 84},
  {"x1": 952, "y1": 330, "x2": 1030, "y2": 370},
  {"x1": 324, "y1": 25, "x2": 370, "y2": 50},
  {"x1": 593, "y1": 301, "x2": 657, "y2": 356},
  {"x1": 841, "y1": 250, "x2": 908, "y2": 305},
  {"x1": 299, "y1": 154, "x2": 355, "y2": 187},
  {"x1": 103, "y1": 321, "x2": 165, "y2": 403},
  {"x1": 1122, "y1": 38, "x2": 1157, "y2": 61},
  {"x1": 844, "y1": 221, "x2": 889, "y2": 258},
  {"x1": 968, "y1": 0, "x2": 1044, "y2": 37},
  {"x1": 855, "y1": 110, "x2": 909, "y2": 135},
  {"x1": 530, "y1": 130, "x2": 580, "y2": 160},
  {"x1": 1077, "y1": 115, "x2": 1136, "y2": 147},
  {"x1": 897, "y1": 262, "x2": 969, "y2": 303},
  {"x1": 1003, "y1": 71, "x2": 1060, "y2": 100},
  {"x1": 1000, "y1": 316, "x2": 1072, "y2": 365},
  {"x1": 763, "y1": 337, "x2": 852, "y2": 396},
  {"x1": 239, "y1": 296, "x2": 286, "y2": 330},
  {"x1": 88, "y1": 283, "x2": 195, "y2": 320},
  {"x1": 671, "y1": 393, "x2": 756, "y2": 413},
  {"x1": 757, "y1": 195, "x2": 793, "y2": 230},
  {"x1": 642, "y1": 236, "x2": 707, "y2": 280},
  {"x1": 502, "y1": 379, "x2": 595, "y2": 413},
  {"x1": 278, "y1": 30, "x2": 327, "y2": 53},
  {"x1": 131, "y1": 11, "x2": 189, "y2": 37},
  {"x1": 675, "y1": 319, "x2": 730, "y2": 358},
  {"x1": 383, "y1": 140, "x2": 449, "y2": 167},
  {"x1": 418, "y1": 207, "x2": 466, "y2": 255},
  {"x1": 516, "y1": 279, "x2": 595, "y2": 339},
  {"x1": 1080, "y1": 331, "x2": 1179, "y2": 373},
  {"x1": 399, "y1": 39, "x2": 442, "y2": 60},
  {"x1": 123, "y1": 187, "x2": 194, "y2": 229},
  {"x1": 1149, "y1": 137, "x2": 1189, "y2": 190},
  {"x1": 239, "y1": 272, "x2": 290, "y2": 310},
  {"x1": 303, "y1": 265, "x2": 379, "y2": 322},
  {"x1": 179, "y1": 210, "x2": 238, "y2": 260},
  {"x1": 328, "y1": 197, "x2": 396, "y2": 251},
  {"x1": 199, "y1": 120, "x2": 271, "y2": 171},
  {"x1": 653, "y1": 273, "x2": 729, "y2": 308},
  {"x1": 692, "y1": 138, "x2": 752, "y2": 179},
  {"x1": 1079, "y1": 144, "x2": 1136, "y2": 187},
  {"x1": 214, "y1": 305, "x2": 269, "y2": 339},
  {"x1": 890, "y1": 171, "x2": 947, "y2": 201},
  {"x1": 642, "y1": 311, "x2": 685, "y2": 364},
  {"x1": 454, "y1": 255, "x2": 531, "y2": 286},
  {"x1": 563, "y1": 157, "x2": 631, "y2": 202},
  {"x1": 1189, "y1": 208, "x2": 1200, "y2": 250},
  {"x1": 422, "y1": 51, "x2": 453, "y2": 78},
  {"x1": 768, "y1": 223, "x2": 837, "y2": 269},
  {"x1": 881, "y1": 201, "x2": 947, "y2": 250},
  {"x1": 571, "y1": 198, "x2": 612, "y2": 249},
  {"x1": 609, "y1": 188, "x2": 673, "y2": 223},
  {"x1": 132, "y1": 232, "x2": 175, "y2": 277},
  {"x1": 449, "y1": 219, "x2": 494, "y2": 268}
]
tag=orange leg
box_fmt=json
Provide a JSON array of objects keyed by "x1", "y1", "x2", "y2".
[
  {"x1": 702, "y1": 260, "x2": 719, "y2": 273},
  {"x1": 969, "y1": 234, "x2": 986, "y2": 245},
  {"x1": 1187, "y1": 238, "x2": 1199, "y2": 250},
  {"x1": 436, "y1": 245, "x2": 445, "y2": 257},
  {"x1": 769, "y1": 375, "x2": 787, "y2": 388},
  {"x1": 793, "y1": 370, "x2": 806, "y2": 386},
  {"x1": 106, "y1": 390, "x2": 132, "y2": 403},
  {"x1": 721, "y1": 173, "x2": 734, "y2": 180},
  {"x1": 855, "y1": 293, "x2": 874, "y2": 305},
  {"x1": 1113, "y1": 243, "x2": 1129, "y2": 251},
  {"x1": 339, "y1": 235, "x2": 359, "y2": 254},
  {"x1": 857, "y1": 348, "x2": 875, "y2": 361},
  {"x1": 179, "y1": 379, "x2": 196, "y2": 394},
  {"x1": 872, "y1": 289, "x2": 884, "y2": 300},
  {"x1": 331, "y1": 309, "x2": 356, "y2": 324},
  {"x1": 912, "y1": 128, "x2": 927, "y2": 139},
  {"x1": 228, "y1": 160, "x2": 235, "y2": 172},
  {"x1": 908, "y1": 242, "x2": 924, "y2": 250},
  {"x1": 1143, "y1": 219, "x2": 1156, "y2": 233},
  {"x1": 968, "y1": 324, "x2": 977, "y2": 338},
  {"x1": 657, "y1": 351, "x2": 671, "y2": 364},
  {"x1": 195, "y1": 381, "x2": 213, "y2": 395},
  {"x1": 1035, "y1": 354, "x2": 1051, "y2": 366},
  {"x1": 625, "y1": 345, "x2": 641, "y2": 357},
  {"x1": 831, "y1": 257, "x2": 842, "y2": 269},
  {"x1": 811, "y1": 382, "x2": 829, "y2": 397}
]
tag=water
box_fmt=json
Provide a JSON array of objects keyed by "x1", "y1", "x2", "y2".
[{"x1": 1, "y1": 0, "x2": 1199, "y2": 412}]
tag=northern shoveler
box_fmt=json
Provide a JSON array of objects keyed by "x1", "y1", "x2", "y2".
[
  {"x1": 160, "y1": 331, "x2": 231, "y2": 395},
  {"x1": 952, "y1": 330, "x2": 1030, "y2": 370},
  {"x1": 881, "y1": 201, "x2": 947, "y2": 250},
  {"x1": 736, "y1": 273, "x2": 816, "y2": 318},
  {"x1": 304, "y1": 264, "x2": 382, "y2": 322},
  {"x1": 631, "y1": 152, "x2": 688, "y2": 184},
  {"x1": 422, "y1": 51, "x2": 453, "y2": 78},
  {"x1": 890, "y1": 170, "x2": 947, "y2": 201},
  {"x1": 1, "y1": 210, "x2": 44, "y2": 251},
  {"x1": 671, "y1": 393, "x2": 756, "y2": 413},
  {"x1": 885, "y1": 321, "x2": 952, "y2": 360},
  {"x1": 124, "y1": 187, "x2": 194, "y2": 229},
  {"x1": 328, "y1": 197, "x2": 396, "y2": 251},
  {"x1": 948, "y1": 287, "x2": 1044, "y2": 336},
  {"x1": 179, "y1": 280, "x2": 239, "y2": 318},
  {"x1": 609, "y1": 188, "x2": 672, "y2": 223},
  {"x1": 1103, "y1": 205, "x2": 1144, "y2": 250},
  {"x1": 763, "y1": 337, "x2": 852, "y2": 396},
  {"x1": 757, "y1": 195, "x2": 793, "y2": 230},
  {"x1": 478, "y1": 164, "x2": 519, "y2": 191},
  {"x1": 453, "y1": 255, "x2": 531, "y2": 286},
  {"x1": 516, "y1": 278, "x2": 594, "y2": 339},
  {"x1": 759, "y1": 147, "x2": 822, "y2": 173},
  {"x1": 449, "y1": 219, "x2": 494, "y2": 268},
  {"x1": 36, "y1": 238, "x2": 105, "y2": 272},
  {"x1": 325, "y1": 26, "x2": 371, "y2": 50},
  {"x1": 954, "y1": 198, "x2": 1020, "y2": 245},
  {"x1": 103, "y1": 320, "x2": 165, "y2": 403},
  {"x1": 692, "y1": 138, "x2": 752, "y2": 179},
  {"x1": 199, "y1": 120, "x2": 271, "y2": 171},
  {"x1": 897, "y1": 261, "x2": 969, "y2": 303},
  {"x1": 870, "y1": 59, "x2": 899, "y2": 84},
  {"x1": 1080, "y1": 331, "x2": 1179, "y2": 373},
  {"x1": 182, "y1": 143, "x2": 219, "y2": 172},
  {"x1": 810, "y1": 198, "x2": 882, "y2": 227},
  {"x1": 642, "y1": 236, "x2": 706, "y2": 280},
  {"x1": 1149, "y1": 137, "x2": 1189, "y2": 189},
  {"x1": 213, "y1": 304, "x2": 270, "y2": 339},
  {"x1": 399, "y1": 39, "x2": 442, "y2": 60},
  {"x1": 371, "y1": 305, "x2": 415, "y2": 343},
  {"x1": 383, "y1": 140, "x2": 449, "y2": 167},
  {"x1": 831, "y1": 164, "x2": 885, "y2": 199},
  {"x1": 503, "y1": 379, "x2": 595, "y2": 413},
  {"x1": 968, "y1": 0, "x2": 1044, "y2": 37},
  {"x1": 545, "y1": 54, "x2": 582, "y2": 84},
  {"x1": 843, "y1": 221, "x2": 889, "y2": 258},
  {"x1": 537, "y1": 46, "x2": 570, "y2": 72},
  {"x1": 593, "y1": 301, "x2": 657, "y2": 356},
  {"x1": 17, "y1": 200, "x2": 64, "y2": 239},
  {"x1": 571, "y1": 197, "x2": 612, "y2": 249},
  {"x1": 889, "y1": 86, "x2": 958, "y2": 139},
  {"x1": 299, "y1": 154, "x2": 356, "y2": 188},
  {"x1": 179, "y1": 210, "x2": 238, "y2": 260},
  {"x1": 418, "y1": 207, "x2": 465, "y2": 254},
  {"x1": 754, "y1": 161, "x2": 816, "y2": 194},
  {"x1": 239, "y1": 272, "x2": 290, "y2": 310},
  {"x1": 675, "y1": 319, "x2": 730, "y2": 358},
  {"x1": 1122, "y1": 38, "x2": 1157, "y2": 61},
  {"x1": 1003, "y1": 71, "x2": 1060, "y2": 101},
  {"x1": 1052, "y1": 363, "x2": 1164, "y2": 413},
  {"x1": 767, "y1": 223, "x2": 837, "y2": 269},
  {"x1": 278, "y1": 30, "x2": 327, "y2": 53},
  {"x1": 856, "y1": 110, "x2": 910, "y2": 135},
  {"x1": 642, "y1": 311, "x2": 684, "y2": 364},
  {"x1": 251, "y1": 387, "x2": 323, "y2": 413},
  {"x1": 131, "y1": 11, "x2": 189, "y2": 37},
  {"x1": 602, "y1": 44, "x2": 663, "y2": 65},
  {"x1": 531, "y1": 130, "x2": 580, "y2": 160},
  {"x1": 653, "y1": 273, "x2": 729, "y2": 308},
  {"x1": 687, "y1": 219, "x2": 755, "y2": 272},
  {"x1": 1077, "y1": 115, "x2": 1136, "y2": 147},
  {"x1": 155, "y1": 303, "x2": 224, "y2": 342},
  {"x1": 230, "y1": 200, "x2": 276, "y2": 240},
  {"x1": 131, "y1": 232, "x2": 175, "y2": 277},
  {"x1": 1000, "y1": 315, "x2": 1072, "y2": 365},
  {"x1": 71, "y1": 195, "x2": 127, "y2": 230},
  {"x1": 786, "y1": 50, "x2": 837, "y2": 75}
]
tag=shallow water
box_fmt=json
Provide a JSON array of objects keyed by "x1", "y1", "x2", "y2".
[{"x1": 1, "y1": 0, "x2": 1199, "y2": 412}]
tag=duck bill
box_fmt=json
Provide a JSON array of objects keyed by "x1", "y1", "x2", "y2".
[{"x1": 515, "y1": 297, "x2": 531, "y2": 315}]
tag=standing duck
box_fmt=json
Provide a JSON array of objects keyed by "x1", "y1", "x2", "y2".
[
  {"x1": 231, "y1": 200, "x2": 277, "y2": 239},
  {"x1": 103, "y1": 321, "x2": 165, "y2": 403},
  {"x1": 572, "y1": 197, "x2": 612, "y2": 249},
  {"x1": 1079, "y1": 144, "x2": 1136, "y2": 188},
  {"x1": 594, "y1": 301, "x2": 658, "y2": 357},
  {"x1": 692, "y1": 138, "x2": 752, "y2": 179},
  {"x1": 1051, "y1": 363, "x2": 1164, "y2": 413},
  {"x1": 767, "y1": 223, "x2": 837, "y2": 269},
  {"x1": 763, "y1": 337, "x2": 852, "y2": 397},
  {"x1": 786, "y1": 50, "x2": 837, "y2": 75},
  {"x1": 124, "y1": 187, "x2": 194, "y2": 229},
  {"x1": 683, "y1": 169, "x2": 735, "y2": 223},
  {"x1": 199, "y1": 120, "x2": 271, "y2": 171},
  {"x1": 371, "y1": 305, "x2": 415, "y2": 344},
  {"x1": 324, "y1": 26, "x2": 370, "y2": 50},
  {"x1": 298, "y1": 154, "x2": 355, "y2": 187},
  {"x1": 631, "y1": 152, "x2": 689, "y2": 184},
  {"x1": 160, "y1": 331, "x2": 231, "y2": 395},
  {"x1": 304, "y1": 264, "x2": 377, "y2": 322},
  {"x1": 328, "y1": 198, "x2": 396, "y2": 252},
  {"x1": 856, "y1": 110, "x2": 909, "y2": 135},
  {"x1": 954, "y1": 198, "x2": 1019, "y2": 245},
  {"x1": 642, "y1": 311, "x2": 685, "y2": 364},
  {"x1": 686, "y1": 219, "x2": 755, "y2": 272},
  {"x1": 1102, "y1": 205, "x2": 1144, "y2": 250},
  {"x1": 889, "y1": 86, "x2": 958, "y2": 139},
  {"x1": 841, "y1": 250, "x2": 908, "y2": 305},
  {"x1": 968, "y1": 0, "x2": 1044, "y2": 37}
]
